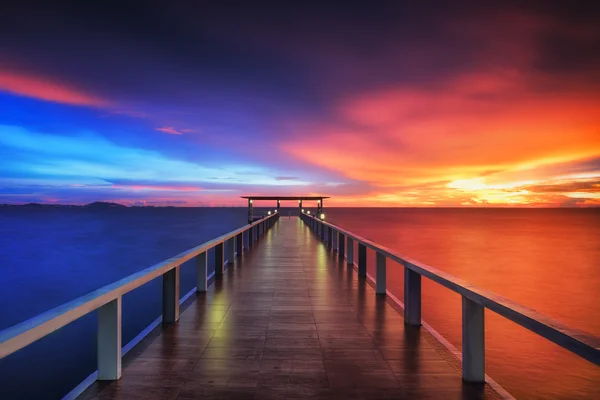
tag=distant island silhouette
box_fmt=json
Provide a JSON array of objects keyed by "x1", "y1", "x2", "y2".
[{"x1": 1, "y1": 201, "x2": 131, "y2": 208}]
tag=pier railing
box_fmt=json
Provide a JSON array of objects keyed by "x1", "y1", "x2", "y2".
[
  {"x1": 300, "y1": 212, "x2": 600, "y2": 382},
  {"x1": 0, "y1": 213, "x2": 279, "y2": 380}
]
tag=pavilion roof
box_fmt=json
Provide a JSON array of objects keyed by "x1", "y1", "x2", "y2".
[{"x1": 240, "y1": 196, "x2": 329, "y2": 200}]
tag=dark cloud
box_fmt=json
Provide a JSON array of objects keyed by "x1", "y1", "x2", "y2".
[{"x1": 2, "y1": 0, "x2": 599, "y2": 107}]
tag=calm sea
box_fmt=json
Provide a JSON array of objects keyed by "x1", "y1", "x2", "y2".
[
  {"x1": 326, "y1": 208, "x2": 600, "y2": 400},
  {"x1": 0, "y1": 207, "x2": 598, "y2": 399}
]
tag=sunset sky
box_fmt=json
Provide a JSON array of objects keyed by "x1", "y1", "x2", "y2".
[{"x1": 1, "y1": 1, "x2": 598, "y2": 206}]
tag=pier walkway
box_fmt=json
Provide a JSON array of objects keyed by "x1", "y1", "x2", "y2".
[{"x1": 83, "y1": 217, "x2": 501, "y2": 400}]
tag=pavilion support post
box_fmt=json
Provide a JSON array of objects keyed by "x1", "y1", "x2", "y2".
[
  {"x1": 462, "y1": 296, "x2": 485, "y2": 383},
  {"x1": 347, "y1": 237, "x2": 354, "y2": 265},
  {"x1": 97, "y1": 296, "x2": 122, "y2": 380},
  {"x1": 404, "y1": 268, "x2": 421, "y2": 326},
  {"x1": 376, "y1": 252, "x2": 386, "y2": 295},
  {"x1": 338, "y1": 233, "x2": 346, "y2": 261},
  {"x1": 162, "y1": 266, "x2": 180, "y2": 323},
  {"x1": 215, "y1": 242, "x2": 224, "y2": 276},
  {"x1": 226, "y1": 237, "x2": 235, "y2": 264},
  {"x1": 358, "y1": 243, "x2": 367, "y2": 277},
  {"x1": 196, "y1": 251, "x2": 207, "y2": 292}
]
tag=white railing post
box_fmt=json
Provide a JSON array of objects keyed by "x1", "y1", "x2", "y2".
[
  {"x1": 196, "y1": 251, "x2": 207, "y2": 292},
  {"x1": 162, "y1": 266, "x2": 180, "y2": 323},
  {"x1": 462, "y1": 296, "x2": 485, "y2": 382},
  {"x1": 332, "y1": 229, "x2": 337, "y2": 251},
  {"x1": 215, "y1": 242, "x2": 224, "y2": 276},
  {"x1": 404, "y1": 268, "x2": 421, "y2": 326},
  {"x1": 358, "y1": 243, "x2": 367, "y2": 277},
  {"x1": 334, "y1": 230, "x2": 339, "y2": 251},
  {"x1": 376, "y1": 252, "x2": 386, "y2": 295},
  {"x1": 347, "y1": 237, "x2": 354, "y2": 265},
  {"x1": 338, "y1": 233, "x2": 346, "y2": 261},
  {"x1": 226, "y1": 237, "x2": 235, "y2": 264},
  {"x1": 236, "y1": 232, "x2": 243, "y2": 256},
  {"x1": 98, "y1": 297, "x2": 122, "y2": 380}
]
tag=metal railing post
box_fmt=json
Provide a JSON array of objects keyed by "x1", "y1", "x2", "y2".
[
  {"x1": 162, "y1": 266, "x2": 180, "y2": 323},
  {"x1": 97, "y1": 297, "x2": 122, "y2": 380},
  {"x1": 358, "y1": 243, "x2": 367, "y2": 277},
  {"x1": 462, "y1": 296, "x2": 485, "y2": 382},
  {"x1": 376, "y1": 252, "x2": 386, "y2": 295},
  {"x1": 347, "y1": 237, "x2": 354, "y2": 265},
  {"x1": 404, "y1": 268, "x2": 421, "y2": 326},
  {"x1": 215, "y1": 242, "x2": 224, "y2": 276}
]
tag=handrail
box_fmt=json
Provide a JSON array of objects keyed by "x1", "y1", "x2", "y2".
[
  {"x1": 300, "y1": 213, "x2": 600, "y2": 380},
  {"x1": 0, "y1": 212, "x2": 279, "y2": 362}
]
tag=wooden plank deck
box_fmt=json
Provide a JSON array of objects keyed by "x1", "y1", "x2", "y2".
[{"x1": 83, "y1": 217, "x2": 503, "y2": 400}]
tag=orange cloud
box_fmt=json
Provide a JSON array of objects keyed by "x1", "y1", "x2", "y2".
[
  {"x1": 0, "y1": 71, "x2": 108, "y2": 107},
  {"x1": 281, "y1": 72, "x2": 600, "y2": 206}
]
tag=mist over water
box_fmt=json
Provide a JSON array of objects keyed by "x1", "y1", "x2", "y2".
[{"x1": 0, "y1": 207, "x2": 598, "y2": 399}]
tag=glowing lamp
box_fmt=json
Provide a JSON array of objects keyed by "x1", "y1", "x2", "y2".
[
  {"x1": 268, "y1": 211, "x2": 271, "y2": 215},
  {"x1": 320, "y1": 213, "x2": 325, "y2": 220},
  {"x1": 307, "y1": 211, "x2": 311, "y2": 214},
  {"x1": 301, "y1": 209, "x2": 304, "y2": 212}
]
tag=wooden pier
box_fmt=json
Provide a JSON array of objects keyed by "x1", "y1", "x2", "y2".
[{"x1": 79, "y1": 217, "x2": 502, "y2": 400}]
